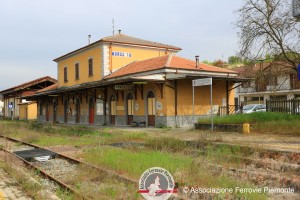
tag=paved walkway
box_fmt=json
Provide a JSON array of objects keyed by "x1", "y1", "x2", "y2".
[{"x1": 0, "y1": 169, "x2": 32, "y2": 200}]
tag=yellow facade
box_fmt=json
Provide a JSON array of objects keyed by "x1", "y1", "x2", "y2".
[
  {"x1": 19, "y1": 102, "x2": 37, "y2": 120},
  {"x1": 176, "y1": 79, "x2": 234, "y2": 115},
  {"x1": 110, "y1": 44, "x2": 168, "y2": 72},
  {"x1": 58, "y1": 46, "x2": 102, "y2": 87},
  {"x1": 57, "y1": 43, "x2": 172, "y2": 88}
]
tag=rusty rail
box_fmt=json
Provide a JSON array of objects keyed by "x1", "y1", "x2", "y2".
[
  {"x1": 0, "y1": 135, "x2": 137, "y2": 185},
  {"x1": 0, "y1": 147, "x2": 88, "y2": 200}
]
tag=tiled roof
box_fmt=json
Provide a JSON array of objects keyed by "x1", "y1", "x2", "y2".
[
  {"x1": 232, "y1": 61, "x2": 292, "y2": 77},
  {"x1": 53, "y1": 33, "x2": 181, "y2": 62},
  {"x1": 37, "y1": 83, "x2": 58, "y2": 93},
  {"x1": 21, "y1": 91, "x2": 37, "y2": 97},
  {"x1": 105, "y1": 55, "x2": 237, "y2": 79},
  {"x1": 0, "y1": 76, "x2": 57, "y2": 94},
  {"x1": 101, "y1": 34, "x2": 181, "y2": 50}
]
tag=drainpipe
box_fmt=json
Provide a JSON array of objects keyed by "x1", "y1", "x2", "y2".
[
  {"x1": 175, "y1": 80, "x2": 178, "y2": 127},
  {"x1": 226, "y1": 80, "x2": 229, "y2": 114}
]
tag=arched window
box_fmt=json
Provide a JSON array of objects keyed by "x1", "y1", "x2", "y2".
[
  {"x1": 127, "y1": 93, "x2": 134, "y2": 115},
  {"x1": 110, "y1": 96, "x2": 116, "y2": 115},
  {"x1": 147, "y1": 91, "x2": 155, "y2": 115}
]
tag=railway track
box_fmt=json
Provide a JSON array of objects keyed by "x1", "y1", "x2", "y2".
[
  {"x1": 0, "y1": 135, "x2": 138, "y2": 200},
  {"x1": 0, "y1": 134, "x2": 299, "y2": 199}
]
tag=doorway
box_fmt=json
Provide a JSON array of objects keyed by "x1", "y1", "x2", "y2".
[
  {"x1": 110, "y1": 96, "x2": 116, "y2": 125},
  {"x1": 147, "y1": 91, "x2": 155, "y2": 126},
  {"x1": 89, "y1": 97, "x2": 94, "y2": 124},
  {"x1": 127, "y1": 93, "x2": 134, "y2": 125},
  {"x1": 75, "y1": 99, "x2": 80, "y2": 123},
  {"x1": 64, "y1": 100, "x2": 68, "y2": 123}
]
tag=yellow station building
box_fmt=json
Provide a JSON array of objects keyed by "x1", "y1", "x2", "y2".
[{"x1": 28, "y1": 32, "x2": 241, "y2": 127}]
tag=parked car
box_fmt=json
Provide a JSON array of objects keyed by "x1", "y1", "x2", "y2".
[
  {"x1": 295, "y1": 106, "x2": 300, "y2": 114},
  {"x1": 237, "y1": 104, "x2": 266, "y2": 114}
]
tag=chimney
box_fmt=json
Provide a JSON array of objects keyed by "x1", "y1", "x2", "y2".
[
  {"x1": 88, "y1": 35, "x2": 91, "y2": 44},
  {"x1": 118, "y1": 30, "x2": 121, "y2": 34},
  {"x1": 195, "y1": 55, "x2": 199, "y2": 68}
]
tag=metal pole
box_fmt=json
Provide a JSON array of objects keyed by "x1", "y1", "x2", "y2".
[
  {"x1": 192, "y1": 84, "x2": 195, "y2": 128},
  {"x1": 211, "y1": 83, "x2": 213, "y2": 131}
]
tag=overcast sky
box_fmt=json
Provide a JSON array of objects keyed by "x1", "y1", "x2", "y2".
[{"x1": 0, "y1": 0, "x2": 242, "y2": 91}]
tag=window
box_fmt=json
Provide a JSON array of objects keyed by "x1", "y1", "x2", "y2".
[
  {"x1": 64, "y1": 67, "x2": 68, "y2": 82},
  {"x1": 268, "y1": 76, "x2": 277, "y2": 85},
  {"x1": 88, "y1": 58, "x2": 93, "y2": 76},
  {"x1": 242, "y1": 81, "x2": 250, "y2": 88},
  {"x1": 75, "y1": 63, "x2": 79, "y2": 80},
  {"x1": 290, "y1": 73, "x2": 300, "y2": 89}
]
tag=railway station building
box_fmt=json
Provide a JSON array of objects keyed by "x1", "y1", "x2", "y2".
[{"x1": 27, "y1": 32, "x2": 241, "y2": 127}]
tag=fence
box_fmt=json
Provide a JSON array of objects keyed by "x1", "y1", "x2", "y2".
[{"x1": 266, "y1": 99, "x2": 300, "y2": 114}]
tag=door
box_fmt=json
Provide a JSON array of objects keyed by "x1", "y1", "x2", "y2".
[
  {"x1": 127, "y1": 93, "x2": 134, "y2": 125},
  {"x1": 147, "y1": 91, "x2": 155, "y2": 126},
  {"x1": 75, "y1": 99, "x2": 80, "y2": 123},
  {"x1": 64, "y1": 100, "x2": 68, "y2": 123},
  {"x1": 89, "y1": 97, "x2": 94, "y2": 124},
  {"x1": 110, "y1": 96, "x2": 116, "y2": 125}
]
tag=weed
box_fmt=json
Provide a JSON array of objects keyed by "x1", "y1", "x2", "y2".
[
  {"x1": 198, "y1": 112, "x2": 300, "y2": 135},
  {"x1": 80, "y1": 147, "x2": 193, "y2": 179},
  {"x1": 145, "y1": 137, "x2": 187, "y2": 152}
]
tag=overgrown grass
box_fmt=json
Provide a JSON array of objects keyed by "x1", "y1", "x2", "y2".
[
  {"x1": 198, "y1": 112, "x2": 300, "y2": 135},
  {"x1": 0, "y1": 120, "x2": 269, "y2": 199},
  {"x1": 145, "y1": 137, "x2": 188, "y2": 152},
  {"x1": 80, "y1": 147, "x2": 266, "y2": 199},
  {"x1": 81, "y1": 147, "x2": 193, "y2": 180},
  {"x1": 198, "y1": 112, "x2": 300, "y2": 124},
  {"x1": 0, "y1": 120, "x2": 148, "y2": 147},
  {"x1": 64, "y1": 166, "x2": 139, "y2": 200}
]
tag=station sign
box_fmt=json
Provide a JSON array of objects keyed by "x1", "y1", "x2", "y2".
[
  {"x1": 114, "y1": 84, "x2": 133, "y2": 90},
  {"x1": 112, "y1": 51, "x2": 132, "y2": 57},
  {"x1": 192, "y1": 78, "x2": 212, "y2": 86}
]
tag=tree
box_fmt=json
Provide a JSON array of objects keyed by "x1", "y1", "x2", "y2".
[
  {"x1": 235, "y1": 0, "x2": 300, "y2": 71},
  {"x1": 212, "y1": 59, "x2": 226, "y2": 68},
  {"x1": 228, "y1": 56, "x2": 243, "y2": 64}
]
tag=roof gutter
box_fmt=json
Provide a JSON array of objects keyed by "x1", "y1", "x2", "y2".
[{"x1": 105, "y1": 68, "x2": 238, "y2": 82}]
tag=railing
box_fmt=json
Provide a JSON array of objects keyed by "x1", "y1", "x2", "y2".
[{"x1": 266, "y1": 99, "x2": 300, "y2": 114}]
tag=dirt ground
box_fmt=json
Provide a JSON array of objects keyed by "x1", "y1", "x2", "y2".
[{"x1": 115, "y1": 127, "x2": 300, "y2": 153}]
